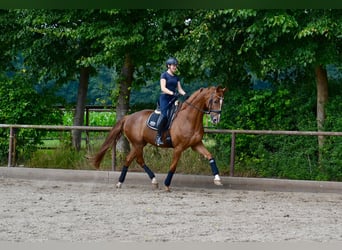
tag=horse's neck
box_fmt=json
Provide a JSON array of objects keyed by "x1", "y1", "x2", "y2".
[{"x1": 179, "y1": 97, "x2": 206, "y2": 131}]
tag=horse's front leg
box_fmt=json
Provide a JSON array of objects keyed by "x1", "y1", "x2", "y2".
[
  {"x1": 191, "y1": 142, "x2": 223, "y2": 186},
  {"x1": 164, "y1": 147, "x2": 183, "y2": 192}
]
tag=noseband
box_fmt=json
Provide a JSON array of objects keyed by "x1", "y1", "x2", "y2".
[{"x1": 207, "y1": 93, "x2": 224, "y2": 115}]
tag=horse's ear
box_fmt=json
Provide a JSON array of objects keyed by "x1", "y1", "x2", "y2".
[{"x1": 216, "y1": 86, "x2": 227, "y2": 93}]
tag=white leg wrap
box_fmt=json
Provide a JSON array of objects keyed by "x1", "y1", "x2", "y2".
[
  {"x1": 116, "y1": 182, "x2": 122, "y2": 188},
  {"x1": 151, "y1": 177, "x2": 158, "y2": 185},
  {"x1": 151, "y1": 177, "x2": 159, "y2": 188},
  {"x1": 214, "y1": 174, "x2": 223, "y2": 186}
]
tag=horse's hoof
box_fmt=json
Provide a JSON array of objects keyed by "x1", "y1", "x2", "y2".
[
  {"x1": 214, "y1": 180, "x2": 223, "y2": 186},
  {"x1": 164, "y1": 186, "x2": 171, "y2": 192},
  {"x1": 116, "y1": 182, "x2": 122, "y2": 188},
  {"x1": 151, "y1": 177, "x2": 159, "y2": 189}
]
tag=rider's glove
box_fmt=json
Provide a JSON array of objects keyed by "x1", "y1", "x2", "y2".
[{"x1": 173, "y1": 92, "x2": 180, "y2": 98}]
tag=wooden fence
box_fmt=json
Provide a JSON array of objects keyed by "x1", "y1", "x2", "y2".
[{"x1": 1, "y1": 124, "x2": 342, "y2": 176}]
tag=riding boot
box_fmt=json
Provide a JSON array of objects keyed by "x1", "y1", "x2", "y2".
[{"x1": 156, "y1": 114, "x2": 167, "y2": 146}]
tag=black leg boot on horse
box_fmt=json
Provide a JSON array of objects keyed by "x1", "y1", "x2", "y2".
[{"x1": 155, "y1": 114, "x2": 167, "y2": 146}]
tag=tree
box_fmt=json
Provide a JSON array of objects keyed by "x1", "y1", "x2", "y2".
[
  {"x1": 12, "y1": 10, "x2": 99, "y2": 150},
  {"x1": 0, "y1": 10, "x2": 19, "y2": 72},
  {"x1": 180, "y1": 9, "x2": 342, "y2": 154},
  {"x1": 236, "y1": 9, "x2": 342, "y2": 157},
  {"x1": 177, "y1": 10, "x2": 254, "y2": 85},
  {"x1": 0, "y1": 72, "x2": 62, "y2": 164},
  {"x1": 0, "y1": 10, "x2": 61, "y2": 163},
  {"x1": 81, "y1": 9, "x2": 191, "y2": 152},
  {"x1": 12, "y1": 9, "x2": 191, "y2": 153}
]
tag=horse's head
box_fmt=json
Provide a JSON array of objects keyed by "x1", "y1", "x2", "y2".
[
  {"x1": 206, "y1": 86, "x2": 227, "y2": 124},
  {"x1": 183, "y1": 86, "x2": 227, "y2": 124}
]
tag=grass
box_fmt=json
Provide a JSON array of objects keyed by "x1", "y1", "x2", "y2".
[{"x1": 27, "y1": 133, "x2": 229, "y2": 176}]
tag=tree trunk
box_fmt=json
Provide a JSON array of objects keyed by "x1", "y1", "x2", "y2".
[
  {"x1": 315, "y1": 64, "x2": 328, "y2": 162},
  {"x1": 116, "y1": 53, "x2": 133, "y2": 153},
  {"x1": 72, "y1": 67, "x2": 90, "y2": 151}
]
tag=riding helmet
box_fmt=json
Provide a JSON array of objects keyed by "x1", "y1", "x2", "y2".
[{"x1": 166, "y1": 57, "x2": 178, "y2": 67}]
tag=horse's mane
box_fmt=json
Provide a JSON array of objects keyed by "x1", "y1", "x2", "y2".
[{"x1": 180, "y1": 87, "x2": 213, "y2": 111}]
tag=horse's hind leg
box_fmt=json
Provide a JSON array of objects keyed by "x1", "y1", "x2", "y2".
[
  {"x1": 135, "y1": 145, "x2": 159, "y2": 188},
  {"x1": 142, "y1": 165, "x2": 158, "y2": 188},
  {"x1": 116, "y1": 148, "x2": 137, "y2": 188},
  {"x1": 164, "y1": 147, "x2": 183, "y2": 191}
]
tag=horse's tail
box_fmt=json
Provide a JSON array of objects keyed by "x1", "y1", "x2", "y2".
[{"x1": 93, "y1": 116, "x2": 126, "y2": 169}]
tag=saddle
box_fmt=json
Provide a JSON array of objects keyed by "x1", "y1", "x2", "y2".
[{"x1": 146, "y1": 100, "x2": 180, "y2": 131}]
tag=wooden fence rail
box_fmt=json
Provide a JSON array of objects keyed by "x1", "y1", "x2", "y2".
[{"x1": 1, "y1": 124, "x2": 342, "y2": 176}]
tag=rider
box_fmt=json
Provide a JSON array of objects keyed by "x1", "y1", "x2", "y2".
[{"x1": 155, "y1": 57, "x2": 187, "y2": 146}]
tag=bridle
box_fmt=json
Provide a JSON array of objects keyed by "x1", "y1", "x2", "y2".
[{"x1": 184, "y1": 92, "x2": 224, "y2": 115}]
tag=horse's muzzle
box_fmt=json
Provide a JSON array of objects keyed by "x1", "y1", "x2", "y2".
[
  {"x1": 211, "y1": 114, "x2": 221, "y2": 124},
  {"x1": 209, "y1": 110, "x2": 222, "y2": 124}
]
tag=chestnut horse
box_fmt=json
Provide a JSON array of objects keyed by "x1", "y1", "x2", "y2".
[{"x1": 93, "y1": 86, "x2": 227, "y2": 191}]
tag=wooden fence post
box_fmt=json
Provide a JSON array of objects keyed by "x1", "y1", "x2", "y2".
[
  {"x1": 229, "y1": 132, "x2": 236, "y2": 177},
  {"x1": 8, "y1": 127, "x2": 14, "y2": 167}
]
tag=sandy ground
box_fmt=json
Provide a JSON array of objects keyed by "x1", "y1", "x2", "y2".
[{"x1": 0, "y1": 177, "x2": 341, "y2": 243}]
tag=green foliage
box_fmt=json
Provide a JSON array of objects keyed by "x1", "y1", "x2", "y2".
[
  {"x1": 319, "y1": 81, "x2": 342, "y2": 181},
  {"x1": 0, "y1": 10, "x2": 19, "y2": 72},
  {"x1": 211, "y1": 82, "x2": 341, "y2": 181},
  {"x1": 28, "y1": 140, "x2": 213, "y2": 175},
  {"x1": 320, "y1": 135, "x2": 342, "y2": 181},
  {"x1": 179, "y1": 9, "x2": 342, "y2": 83},
  {"x1": 62, "y1": 111, "x2": 116, "y2": 127},
  {"x1": 0, "y1": 73, "x2": 62, "y2": 164},
  {"x1": 219, "y1": 84, "x2": 316, "y2": 131},
  {"x1": 28, "y1": 147, "x2": 91, "y2": 170},
  {"x1": 57, "y1": 66, "x2": 117, "y2": 106}
]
